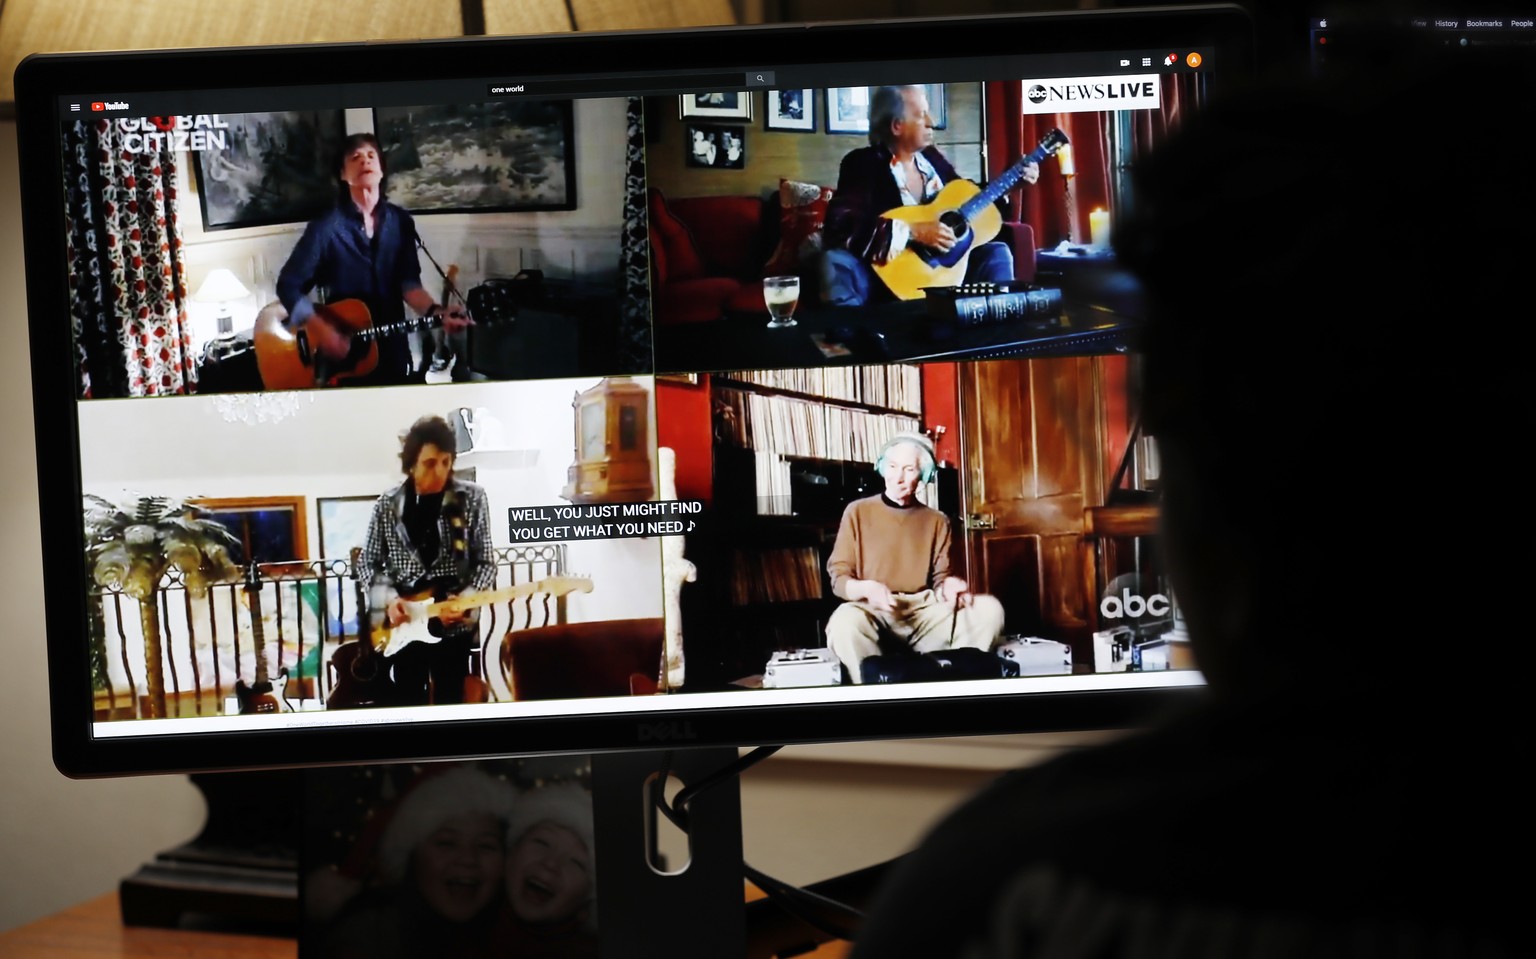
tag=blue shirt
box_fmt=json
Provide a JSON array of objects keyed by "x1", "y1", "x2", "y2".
[{"x1": 276, "y1": 198, "x2": 425, "y2": 381}]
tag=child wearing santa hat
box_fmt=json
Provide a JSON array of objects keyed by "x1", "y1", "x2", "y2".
[{"x1": 491, "y1": 782, "x2": 600, "y2": 958}]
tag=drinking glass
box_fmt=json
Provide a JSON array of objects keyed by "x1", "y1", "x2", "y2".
[{"x1": 763, "y1": 275, "x2": 800, "y2": 329}]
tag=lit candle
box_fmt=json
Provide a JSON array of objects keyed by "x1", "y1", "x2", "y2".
[
  {"x1": 1056, "y1": 142, "x2": 1075, "y2": 178},
  {"x1": 1089, "y1": 207, "x2": 1111, "y2": 249}
]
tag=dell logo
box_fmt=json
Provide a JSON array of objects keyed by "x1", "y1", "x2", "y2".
[
  {"x1": 1100, "y1": 589, "x2": 1171, "y2": 619},
  {"x1": 638, "y1": 721, "x2": 698, "y2": 743},
  {"x1": 1027, "y1": 84, "x2": 1048, "y2": 103}
]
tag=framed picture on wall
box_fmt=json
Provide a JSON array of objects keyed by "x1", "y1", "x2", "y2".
[
  {"x1": 189, "y1": 495, "x2": 309, "y2": 565},
  {"x1": 919, "y1": 83, "x2": 948, "y2": 130},
  {"x1": 825, "y1": 85, "x2": 949, "y2": 136},
  {"x1": 825, "y1": 87, "x2": 870, "y2": 135},
  {"x1": 764, "y1": 89, "x2": 815, "y2": 132},
  {"x1": 316, "y1": 495, "x2": 377, "y2": 563},
  {"x1": 679, "y1": 92, "x2": 752, "y2": 121},
  {"x1": 684, "y1": 124, "x2": 746, "y2": 170},
  {"x1": 191, "y1": 110, "x2": 345, "y2": 230},
  {"x1": 372, "y1": 101, "x2": 577, "y2": 214}
]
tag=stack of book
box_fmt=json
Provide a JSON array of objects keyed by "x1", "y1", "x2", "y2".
[{"x1": 728, "y1": 546, "x2": 824, "y2": 605}]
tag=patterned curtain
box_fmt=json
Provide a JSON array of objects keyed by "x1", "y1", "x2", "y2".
[
  {"x1": 617, "y1": 96, "x2": 653, "y2": 373},
  {"x1": 61, "y1": 118, "x2": 197, "y2": 398}
]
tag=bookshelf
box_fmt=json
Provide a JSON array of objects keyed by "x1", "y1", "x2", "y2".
[{"x1": 680, "y1": 364, "x2": 959, "y2": 687}]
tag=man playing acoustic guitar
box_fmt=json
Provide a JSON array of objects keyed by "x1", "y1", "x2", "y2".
[
  {"x1": 360, "y1": 415, "x2": 496, "y2": 705},
  {"x1": 277, "y1": 133, "x2": 470, "y2": 386},
  {"x1": 821, "y1": 85, "x2": 1038, "y2": 306}
]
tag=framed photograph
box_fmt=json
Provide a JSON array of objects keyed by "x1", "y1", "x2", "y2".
[
  {"x1": 301, "y1": 758, "x2": 600, "y2": 957},
  {"x1": 189, "y1": 495, "x2": 309, "y2": 564},
  {"x1": 825, "y1": 87, "x2": 871, "y2": 135},
  {"x1": 372, "y1": 101, "x2": 577, "y2": 214},
  {"x1": 920, "y1": 83, "x2": 949, "y2": 130},
  {"x1": 316, "y1": 495, "x2": 377, "y2": 563},
  {"x1": 764, "y1": 89, "x2": 815, "y2": 133},
  {"x1": 684, "y1": 124, "x2": 746, "y2": 170},
  {"x1": 679, "y1": 92, "x2": 752, "y2": 121},
  {"x1": 825, "y1": 85, "x2": 949, "y2": 136},
  {"x1": 191, "y1": 111, "x2": 345, "y2": 230}
]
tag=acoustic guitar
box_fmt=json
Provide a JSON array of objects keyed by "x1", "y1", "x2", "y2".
[
  {"x1": 872, "y1": 128, "x2": 1070, "y2": 301},
  {"x1": 373, "y1": 575, "x2": 594, "y2": 659},
  {"x1": 233, "y1": 563, "x2": 290, "y2": 715},
  {"x1": 326, "y1": 547, "x2": 399, "y2": 710},
  {"x1": 253, "y1": 298, "x2": 471, "y2": 390}
]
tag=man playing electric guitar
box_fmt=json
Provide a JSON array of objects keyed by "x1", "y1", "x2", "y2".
[
  {"x1": 276, "y1": 133, "x2": 470, "y2": 386},
  {"x1": 821, "y1": 85, "x2": 1039, "y2": 306},
  {"x1": 359, "y1": 414, "x2": 496, "y2": 705}
]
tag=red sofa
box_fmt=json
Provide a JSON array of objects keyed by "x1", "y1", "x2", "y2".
[{"x1": 648, "y1": 186, "x2": 1038, "y2": 326}]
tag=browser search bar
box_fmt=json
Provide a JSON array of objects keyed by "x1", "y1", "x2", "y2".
[{"x1": 488, "y1": 72, "x2": 768, "y2": 97}]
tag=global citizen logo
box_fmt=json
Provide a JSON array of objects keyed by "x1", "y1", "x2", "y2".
[
  {"x1": 1099, "y1": 588, "x2": 1172, "y2": 619},
  {"x1": 1021, "y1": 74, "x2": 1161, "y2": 115},
  {"x1": 112, "y1": 115, "x2": 231, "y2": 152}
]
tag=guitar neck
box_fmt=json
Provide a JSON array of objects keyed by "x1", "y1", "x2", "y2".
[
  {"x1": 958, "y1": 142, "x2": 1056, "y2": 222},
  {"x1": 247, "y1": 585, "x2": 269, "y2": 685},
  {"x1": 425, "y1": 578, "x2": 592, "y2": 617},
  {"x1": 354, "y1": 313, "x2": 447, "y2": 343}
]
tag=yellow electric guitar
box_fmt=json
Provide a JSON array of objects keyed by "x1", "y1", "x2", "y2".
[
  {"x1": 872, "y1": 128, "x2": 1070, "y2": 301},
  {"x1": 373, "y1": 575, "x2": 594, "y2": 658}
]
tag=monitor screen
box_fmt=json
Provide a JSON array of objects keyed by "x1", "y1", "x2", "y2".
[{"x1": 14, "y1": 6, "x2": 1249, "y2": 776}]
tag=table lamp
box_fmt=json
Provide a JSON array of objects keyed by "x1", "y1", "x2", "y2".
[{"x1": 193, "y1": 267, "x2": 250, "y2": 336}]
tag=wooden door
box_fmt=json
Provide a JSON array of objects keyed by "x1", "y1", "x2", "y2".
[{"x1": 957, "y1": 356, "x2": 1113, "y2": 655}]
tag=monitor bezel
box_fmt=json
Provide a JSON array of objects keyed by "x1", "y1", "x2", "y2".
[{"x1": 16, "y1": 5, "x2": 1251, "y2": 778}]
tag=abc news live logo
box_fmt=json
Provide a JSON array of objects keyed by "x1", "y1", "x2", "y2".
[
  {"x1": 86, "y1": 105, "x2": 232, "y2": 153},
  {"x1": 1100, "y1": 588, "x2": 1172, "y2": 619},
  {"x1": 1021, "y1": 75, "x2": 1161, "y2": 116}
]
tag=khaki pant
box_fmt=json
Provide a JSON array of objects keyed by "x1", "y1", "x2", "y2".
[{"x1": 827, "y1": 589, "x2": 1005, "y2": 684}]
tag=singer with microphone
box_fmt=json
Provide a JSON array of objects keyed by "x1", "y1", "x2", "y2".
[{"x1": 276, "y1": 132, "x2": 470, "y2": 387}]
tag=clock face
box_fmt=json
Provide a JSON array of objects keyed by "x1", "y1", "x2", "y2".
[{"x1": 581, "y1": 401, "x2": 605, "y2": 460}]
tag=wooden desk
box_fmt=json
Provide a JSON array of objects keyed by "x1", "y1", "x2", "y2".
[
  {"x1": 0, "y1": 891, "x2": 853, "y2": 958},
  {"x1": 0, "y1": 893, "x2": 292, "y2": 959}
]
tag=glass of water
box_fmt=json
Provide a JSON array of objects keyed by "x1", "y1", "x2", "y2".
[{"x1": 763, "y1": 275, "x2": 800, "y2": 329}]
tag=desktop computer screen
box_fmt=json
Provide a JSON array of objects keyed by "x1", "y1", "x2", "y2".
[{"x1": 13, "y1": 5, "x2": 1250, "y2": 778}]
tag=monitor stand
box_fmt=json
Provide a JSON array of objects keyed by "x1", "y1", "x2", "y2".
[{"x1": 592, "y1": 747, "x2": 746, "y2": 958}]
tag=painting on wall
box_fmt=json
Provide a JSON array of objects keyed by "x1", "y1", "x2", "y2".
[
  {"x1": 189, "y1": 495, "x2": 309, "y2": 565},
  {"x1": 191, "y1": 111, "x2": 346, "y2": 230},
  {"x1": 373, "y1": 100, "x2": 577, "y2": 213}
]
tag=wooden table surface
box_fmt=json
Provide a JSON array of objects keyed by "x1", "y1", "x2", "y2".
[{"x1": 0, "y1": 892, "x2": 854, "y2": 958}]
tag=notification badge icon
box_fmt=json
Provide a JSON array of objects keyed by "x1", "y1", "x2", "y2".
[
  {"x1": 90, "y1": 101, "x2": 105, "y2": 111},
  {"x1": 1187, "y1": 52, "x2": 1203, "y2": 67},
  {"x1": 1162, "y1": 53, "x2": 1179, "y2": 66}
]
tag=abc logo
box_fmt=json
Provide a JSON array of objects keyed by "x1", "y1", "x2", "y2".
[
  {"x1": 1099, "y1": 589, "x2": 1170, "y2": 619},
  {"x1": 1026, "y1": 85, "x2": 1048, "y2": 103}
]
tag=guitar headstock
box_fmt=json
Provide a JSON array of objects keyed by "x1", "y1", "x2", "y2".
[
  {"x1": 1038, "y1": 128, "x2": 1070, "y2": 156},
  {"x1": 536, "y1": 575, "x2": 595, "y2": 597}
]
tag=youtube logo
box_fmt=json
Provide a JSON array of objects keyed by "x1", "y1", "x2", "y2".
[{"x1": 90, "y1": 101, "x2": 105, "y2": 111}]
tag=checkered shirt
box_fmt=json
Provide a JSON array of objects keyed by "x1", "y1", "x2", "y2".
[{"x1": 360, "y1": 479, "x2": 497, "y2": 638}]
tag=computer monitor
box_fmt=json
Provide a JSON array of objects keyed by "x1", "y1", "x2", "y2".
[{"x1": 14, "y1": 5, "x2": 1249, "y2": 781}]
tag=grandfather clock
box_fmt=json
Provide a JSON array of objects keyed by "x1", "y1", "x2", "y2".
[{"x1": 562, "y1": 376, "x2": 654, "y2": 503}]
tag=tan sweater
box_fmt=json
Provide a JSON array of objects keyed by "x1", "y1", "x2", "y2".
[{"x1": 827, "y1": 495, "x2": 952, "y2": 598}]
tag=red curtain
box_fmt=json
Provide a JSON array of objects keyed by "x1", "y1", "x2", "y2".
[
  {"x1": 62, "y1": 118, "x2": 197, "y2": 397},
  {"x1": 985, "y1": 74, "x2": 1202, "y2": 250}
]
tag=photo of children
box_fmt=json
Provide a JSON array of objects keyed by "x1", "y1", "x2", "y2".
[
  {"x1": 302, "y1": 759, "x2": 598, "y2": 958},
  {"x1": 645, "y1": 77, "x2": 1201, "y2": 374}
]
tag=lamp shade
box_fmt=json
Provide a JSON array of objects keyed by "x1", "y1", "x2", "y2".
[{"x1": 192, "y1": 268, "x2": 251, "y2": 304}]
